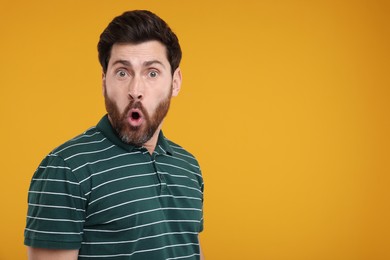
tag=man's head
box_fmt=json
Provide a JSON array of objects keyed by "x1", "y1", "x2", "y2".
[
  {"x1": 98, "y1": 10, "x2": 182, "y2": 75},
  {"x1": 98, "y1": 11, "x2": 182, "y2": 147}
]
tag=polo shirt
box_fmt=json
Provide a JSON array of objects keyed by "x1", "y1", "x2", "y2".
[{"x1": 25, "y1": 115, "x2": 204, "y2": 259}]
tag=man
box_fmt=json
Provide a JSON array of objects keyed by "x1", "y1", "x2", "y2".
[{"x1": 25, "y1": 10, "x2": 205, "y2": 260}]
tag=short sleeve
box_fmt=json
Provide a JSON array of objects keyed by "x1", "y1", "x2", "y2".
[
  {"x1": 199, "y1": 170, "x2": 204, "y2": 233},
  {"x1": 24, "y1": 154, "x2": 86, "y2": 249}
]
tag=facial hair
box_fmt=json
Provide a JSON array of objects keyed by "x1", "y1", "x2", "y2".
[{"x1": 104, "y1": 88, "x2": 172, "y2": 146}]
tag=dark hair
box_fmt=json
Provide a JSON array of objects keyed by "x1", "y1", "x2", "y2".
[{"x1": 98, "y1": 10, "x2": 182, "y2": 74}]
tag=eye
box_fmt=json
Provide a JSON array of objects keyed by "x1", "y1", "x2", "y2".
[
  {"x1": 116, "y1": 70, "x2": 128, "y2": 78},
  {"x1": 148, "y1": 70, "x2": 159, "y2": 78}
]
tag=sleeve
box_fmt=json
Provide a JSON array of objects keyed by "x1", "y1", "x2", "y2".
[
  {"x1": 199, "y1": 168, "x2": 204, "y2": 233},
  {"x1": 24, "y1": 154, "x2": 86, "y2": 249}
]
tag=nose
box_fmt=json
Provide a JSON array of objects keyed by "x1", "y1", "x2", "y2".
[{"x1": 128, "y1": 76, "x2": 143, "y2": 100}]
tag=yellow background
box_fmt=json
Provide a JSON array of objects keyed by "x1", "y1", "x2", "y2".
[{"x1": 0, "y1": 0, "x2": 389, "y2": 259}]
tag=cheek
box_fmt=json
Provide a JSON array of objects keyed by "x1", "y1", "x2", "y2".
[
  {"x1": 149, "y1": 89, "x2": 171, "y2": 112},
  {"x1": 142, "y1": 96, "x2": 160, "y2": 114},
  {"x1": 105, "y1": 87, "x2": 129, "y2": 113}
]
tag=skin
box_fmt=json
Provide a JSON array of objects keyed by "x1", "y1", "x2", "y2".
[
  {"x1": 27, "y1": 248, "x2": 78, "y2": 260},
  {"x1": 103, "y1": 41, "x2": 181, "y2": 153},
  {"x1": 28, "y1": 41, "x2": 205, "y2": 259},
  {"x1": 28, "y1": 238, "x2": 204, "y2": 259}
]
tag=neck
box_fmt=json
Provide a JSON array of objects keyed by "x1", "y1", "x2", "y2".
[{"x1": 143, "y1": 125, "x2": 162, "y2": 154}]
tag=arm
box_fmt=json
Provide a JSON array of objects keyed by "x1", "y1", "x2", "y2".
[
  {"x1": 25, "y1": 155, "x2": 85, "y2": 258},
  {"x1": 199, "y1": 236, "x2": 205, "y2": 260},
  {"x1": 28, "y1": 247, "x2": 78, "y2": 260}
]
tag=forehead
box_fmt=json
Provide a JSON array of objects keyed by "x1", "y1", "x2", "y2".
[{"x1": 108, "y1": 41, "x2": 169, "y2": 67}]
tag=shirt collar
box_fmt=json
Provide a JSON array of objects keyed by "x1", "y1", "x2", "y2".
[
  {"x1": 156, "y1": 130, "x2": 174, "y2": 155},
  {"x1": 96, "y1": 114, "x2": 173, "y2": 155}
]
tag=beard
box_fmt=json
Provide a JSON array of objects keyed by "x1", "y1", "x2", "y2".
[{"x1": 104, "y1": 88, "x2": 172, "y2": 146}]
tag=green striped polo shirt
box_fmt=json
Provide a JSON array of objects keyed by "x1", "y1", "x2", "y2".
[{"x1": 25, "y1": 115, "x2": 204, "y2": 259}]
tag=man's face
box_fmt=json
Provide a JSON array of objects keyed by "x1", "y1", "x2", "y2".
[{"x1": 103, "y1": 41, "x2": 181, "y2": 146}]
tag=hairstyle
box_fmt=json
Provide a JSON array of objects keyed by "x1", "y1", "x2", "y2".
[{"x1": 98, "y1": 10, "x2": 182, "y2": 75}]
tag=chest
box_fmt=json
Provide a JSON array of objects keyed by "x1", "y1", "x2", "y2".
[{"x1": 80, "y1": 150, "x2": 203, "y2": 235}]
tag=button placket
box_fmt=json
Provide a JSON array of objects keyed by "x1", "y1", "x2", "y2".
[{"x1": 151, "y1": 152, "x2": 167, "y2": 194}]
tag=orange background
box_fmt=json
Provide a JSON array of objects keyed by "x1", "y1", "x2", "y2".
[{"x1": 0, "y1": 0, "x2": 389, "y2": 259}]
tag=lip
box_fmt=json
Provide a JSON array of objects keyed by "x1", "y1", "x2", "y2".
[{"x1": 127, "y1": 108, "x2": 144, "y2": 127}]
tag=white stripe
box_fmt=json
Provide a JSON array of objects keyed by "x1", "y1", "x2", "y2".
[
  {"x1": 166, "y1": 253, "x2": 201, "y2": 260},
  {"x1": 38, "y1": 165, "x2": 71, "y2": 170},
  {"x1": 162, "y1": 207, "x2": 201, "y2": 212},
  {"x1": 102, "y1": 207, "x2": 201, "y2": 225},
  {"x1": 88, "y1": 183, "x2": 159, "y2": 205},
  {"x1": 89, "y1": 159, "x2": 150, "y2": 177},
  {"x1": 157, "y1": 162, "x2": 201, "y2": 178},
  {"x1": 168, "y1": 184, "x2": 202, "y2": 194},
  {"x1": 27, "y1": 215, "x2": 85, "y2": 223},
  {"x1": 28, "y1": 191, "x2": 86, "y2": 201},
  {"x1": 173, "y1": 150, "x2": 195, "y2": 159},
  {"x1": 73, "y1": 152, "x2": 141, "y2": 172},
  {"x1": 78, "y1": 242, "x2": 199, "y2": 258},
  {"x1": 25, "y1": 228, "x2": 82, "y2": 235},
  {"x1": 158, "y1": 171, "x2": 198, "y2": 184},
  {"x1": 171, "y1": 149, "x2": 197, "y2": 161},
  {"x1": 80, "y1": 161, "x2": 152, "y2": 184},
  {"x1": 102, "y1": 207, "x2": 162, "y2": 224},
  {"x1": 28, "y1": 203, "x2": 85, "y2": 212},
  {"x1": 81, "y1": 231, "x2": 198, "y2": 245},
  {"x1": 56, "y1": 137, "x2": 107, "y2": 154},
  {"x1": 167, "y1": 143, "x2": 184, "y2": 150},
  {"x1": 165, "y1": 154, "x2": 200, "y2": 169},
  {"x1": 90, "y1": 172, "x2": 155, "y2": 193},
  {"x1": 158, "y1": 144, "x2": 167, "y2": 153},
  {"x1": 64, "y1": 145, "x2": 115, "y2": 161},
  {"x1": 32, "y1": 178, "x2": 79, "y2": 185},
  {"x1": 160, "y1": 194, "x2": 202, "y2": 201},
  {"x1": 70, "y1": 130, "x2": 99, "y2": 141},
  {"x1": 84, "y1": 220, "x2": 200, "y2": 233},
  {"x1": 87, "y1": 189, "x2": 160, "y2": 218}
]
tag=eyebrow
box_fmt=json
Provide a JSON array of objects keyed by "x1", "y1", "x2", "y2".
[
  {"x1": 111, "y1": 59, "x2": 166, "y2": 68},
  {"x1": 112, "y1": 59, "x2": 131, "y2": 67},
  {"x1": 143, "y1": 60, "x2": 166, "y2": 68}
]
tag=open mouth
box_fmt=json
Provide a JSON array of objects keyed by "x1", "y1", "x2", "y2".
[
  {"x1": 128, "y1": 109, "x2": 144, "y2": 127},
  {"x1": 131, "y1": 111, "x2": 141, "y2": 120}
]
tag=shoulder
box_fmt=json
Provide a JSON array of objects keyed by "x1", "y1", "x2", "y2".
[
  {"x1": 33, "y1": 126, "x2": 108, "y2": 195},
  {"x1": 49, "y1": 126, "x2": 106, "y2": 159},
  {"x1": 165, "y1": 138, "x2": 201, "y2": 168},
  {"x1": 163, "y1": 138, "x2": 203, "y2": 184},
  {"x1": 161, "y1": 137, "x2": 204, "y2": 191},
  {"x1": 38, "y1": 126, "x2": 111, "y2": 180}
]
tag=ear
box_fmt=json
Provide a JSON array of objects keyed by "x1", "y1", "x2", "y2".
[
  {"x1": 171, "y1": 68, "x2": 182, "y2": 97},
  {"x1": 102, "y1": 72, "x2": 106, "y2": 96}
]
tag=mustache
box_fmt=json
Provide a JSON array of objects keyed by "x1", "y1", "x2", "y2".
[
  {"x1": 126, "y1": 101, "x2": 143, "y2": 111},
  {"x1": 123, "y1": 101, "x2": 147, "y2": 117}
]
